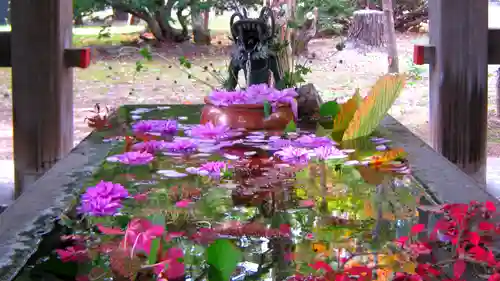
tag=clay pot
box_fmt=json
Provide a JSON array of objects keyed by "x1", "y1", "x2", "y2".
[{"x1": 201, "y1": 96, "x2": 295, "y2": 130}]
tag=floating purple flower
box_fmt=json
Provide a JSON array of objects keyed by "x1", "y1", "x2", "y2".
[
  {"x1": 81, "y1": 180, "x2": 129, "y2": 201},
  {"x1": 269, "y1": 138, "x2": 293, "y2": 150},
  {"x1": 294, "y1": 135, "x2": 335, "y2": 148},
  {"x1": 274, "y1": 146, "x2": 311, "y2": 165},
  {"x1": 371, "y1": 137, "x2": 391, "y2": 145},
  {"x1": 245, "y1": 84, "x2": 274, "y2": 102},
  {"x1": 132, "y1": 140, "x2": 168, "y2": 154},
  {"x1": 186, "y1": 161, "x2": 227, "y2": 178},
  {"x1": 313, "y1": 146, "x2": 347, "y2": 160},
  {"x1": 188, "y1": 122, "x2": 232, "y2": 140},
  {"x1": 78, "y1": 181, "x2": 129, "y2": 217},
  {"x1": 164, "y1": 138, "x2": 198, "y2": 153},
  {"x1": 132, "y1": 120, "x2": 178, "y2": 136},
  {"x1": 209, "y1": 89, "x2": 249, "y2": 106},
  {"x1": 78, "y1": 197, "x2": 123, "y2": 217},
  {"x1": 111, "y1": 151, "x2": 154, "y2": 165}
]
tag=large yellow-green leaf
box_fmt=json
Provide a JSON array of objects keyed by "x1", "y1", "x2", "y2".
[
  {"x1": 342, "y1": 74, "x2": 406, "y2": 141},
  {"x1": 332, "y1": 89, "x2": 362, "y2": 133}
]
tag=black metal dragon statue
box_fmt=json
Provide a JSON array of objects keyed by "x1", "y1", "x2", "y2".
[{"x1": 225, "y1": 7, "x2": 283, "y2": 90}]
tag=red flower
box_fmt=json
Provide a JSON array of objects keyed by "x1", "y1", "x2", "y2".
[
  {"x1": 393, "y1": 273, "x2": 422, "y2": 281},
  {"x1": 408, "y1": 241, "x2": 432, "y2": 256},
  {"x1": 488, "y1": 273, "x2": 500, "y2": 281},
  {"x1": 55, "y1": 245, "x2": 89, "y2": 263}
]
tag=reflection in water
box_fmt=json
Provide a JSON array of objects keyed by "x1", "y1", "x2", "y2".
[{"x1": 14, "y1": 106, "x2": 434, "y2": 281}]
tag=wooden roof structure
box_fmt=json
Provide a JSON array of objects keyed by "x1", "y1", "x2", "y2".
[{"x1": 4, "y1": 0, "x2": 492, "y2": 196}]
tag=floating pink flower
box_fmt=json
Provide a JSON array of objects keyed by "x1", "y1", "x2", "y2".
[
  {"x1": 187, "y1": 122, "x2": 232, "y2": 140},
  {"x1": 112, "y1": 151, "x2": 154, "y2": 165},
  {"x1": 121, "y1": 218, "x2": 165, "y2": 254},
  {"x1": 313, "y1": 146, "x2": 347, "y2": 160},
  {"x1": 294, "y1": 135, "x2": 335, "y2": 148},
  {"x1": 131, "y1": 140, "x2": 168, "y2": 154},
  {"x1": 274, "y1": 146, "x2": 310, "y2": 164},
  {"x1": 186, "y1": 161, "x2": 228, "y2": 178},
  {"x1": 78, "y1": 181, "x2": 129, "y2": 216},
  {"x1": 164, "y1": 138, "x2": 198, "y2": 153},
  {"x1": 132, "y1": 119, "x2": 178, "y2": 136},
  {"x1": 154, "y1": 247, "x2": 185, "y2": 280},
  {"x1": 175, "y1": 199, "x2": 193, "y2": 208}
]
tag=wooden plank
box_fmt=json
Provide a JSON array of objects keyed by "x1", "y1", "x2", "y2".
[
  {"x1": 428, "y1": 0, "x2": 488, "y2": 184},
  {"x1": 0, "y1": 32, "x2": 10, "y2": 67},
  {"x1": 10, "y1": 0, "x2": 74, "y2": 196}
]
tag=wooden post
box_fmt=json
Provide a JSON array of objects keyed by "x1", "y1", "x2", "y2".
[
  {"x1": 10, "y1": 0, "x2": 74, "y2": 197},
  {"x1": 428, "y1": 0, "x2": 488, "y2": 183}
]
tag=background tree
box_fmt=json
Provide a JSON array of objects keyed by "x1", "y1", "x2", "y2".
[
  {"x1": 296, "y1": 0, "x2": 354, "y2": 34},
  {"x1": 83, "y1": 0, "x2": 260, "y2": 43},
  {"x1": 74, "y1": 0, "x2": 105, "y2": 26},
  {"x1": 381, "y1": 0, "x2": 398, "y2": 72}
]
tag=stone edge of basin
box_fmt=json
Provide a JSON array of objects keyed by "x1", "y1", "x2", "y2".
[
  {"x1": 0, "y1": 110, "x2": 496, "y2": 281},
  {"x1": 0, "y1": 132, "x2": 115, "y2": 281},
  {"x1": 379, "y1": 116, "x2": 498, "y2": 205}
]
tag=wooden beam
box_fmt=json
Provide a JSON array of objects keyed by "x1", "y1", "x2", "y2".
[
  {"x1": 0, "y1": 32, "x2": 10, "y2": 67},
  {"x1": 428, "y1": 0, "x2": 488, "y2": 183},
  {"x1": 10, "y1": 0, "x2": 74, "y2": 196},
  {"x1": 415, "y1": 29, "x2": 500, "y2": 65}
]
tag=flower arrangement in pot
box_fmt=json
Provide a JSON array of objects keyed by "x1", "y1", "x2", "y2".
[{"x1": 201, "y1": 83, "x2": 298, "y2": 131}]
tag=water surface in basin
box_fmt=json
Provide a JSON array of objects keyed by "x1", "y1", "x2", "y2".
[{"x1": 14, "y1": 105, "x2": 434, "y2": 281}]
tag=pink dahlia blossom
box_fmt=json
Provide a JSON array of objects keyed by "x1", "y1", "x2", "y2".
[
  {"x1": 132, "y1": 119, "x2": 178, "y2": 136},
  {"x1": 187, "y1": 122, "x2": 232, "y2": 140},
  {"x1": 113, "y1": 151, "x2": 154, "y2": 165},
  {"x1": 131, "y1": 140, "x2": 168, "y2": 154},
  {"x1": 164, "y1": 138, "x2": 198, "y2": 153},
  {"x1": 294, "y1": 135, "x2": 335, "y2": 148},
  {"x1": 78, "y1": 181, "x2": 129, "y2": 216},
  {"x1": 313, "y1": 146, "x2": 347, "y2": 160},
  {"x1": 274, "y1": 146, "x2": 311, "y2": 164}
]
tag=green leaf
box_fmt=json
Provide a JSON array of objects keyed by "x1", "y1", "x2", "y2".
[
  {"x1": 178, "y1": 56, "x2": 192, "y2": 69},
  {"x1": 287, "y1": 20, "x2": 299, "y2": 29},
  {"x1": 148, "y1": 238, "x2": 161, "y2": 265},
  {"x1": 343, "y1": 74, "x2": 406, "y2": 140},
  {"x1": 315, "y1": 124, "x2": 332, "y2": 137},
  {"x1": 284, "y1": 120, "x2": 297, "y2": 133},
  {"x1": 150, "y1": 213, "x2": 166, "y2": 227},
  {"x1": 319, "y1": 100, "x2": 341, "y2": 118},
  {"x1": 135, "y1": 61, "x2": 144, "y2": 72},
  {"x1": 207, "y1": 239, "x2": 242, "y2": 281},
  {"x1": 263, "y1": 101, "x2": 271, "y2": 118},
  {"x1": 139, "y1": 47, "x2": 153, "y2": 61}
]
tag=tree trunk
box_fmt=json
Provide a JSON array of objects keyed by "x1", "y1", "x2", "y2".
[
  {"x1": 191, "y1": 4, "x2": 210, "y2": 45},
  {"x1": 293, "y1": 7, "x2": 318, "y2": 56},
  {"x1": 347, "y1": 10, "x2": 385, "y2": 47},
  {"x1": 113, "y1": 8, "x2": 129, "y2": 21},
  {"x1": 111, "y1": 0, "x2": 189, "y2": 43},
  {"x1": 74, "y1": 15, "x2": 84, "y2": 26},
  {"x1": 497, "y1": 67, "x2": 500, "y2": 117},
  {"x1": 381, "y1": 0, "x2": 399, "y2": 73}
]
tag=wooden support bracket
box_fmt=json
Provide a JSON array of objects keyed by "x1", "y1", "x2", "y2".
[
  {"x1": 415, "y1": 29, "x2": 500, "y2": 65},
  {"x1": 0, "y1": 32, "x2": 91, "y2": 68},
  {"x1": 413, "y1": 43, "x2": 435, "y2": 65},
  {"x1": 64, "y1": 48, "x2": 91, "y2": 68}
]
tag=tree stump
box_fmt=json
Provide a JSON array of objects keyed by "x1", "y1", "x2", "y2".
[{"x1": 347, "y1": 10, "x2": 385, "y2": 47}]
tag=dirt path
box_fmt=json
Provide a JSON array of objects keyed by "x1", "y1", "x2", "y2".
[{"x1": 0, "y1": 33, "x2": 499, "y2": 160}]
